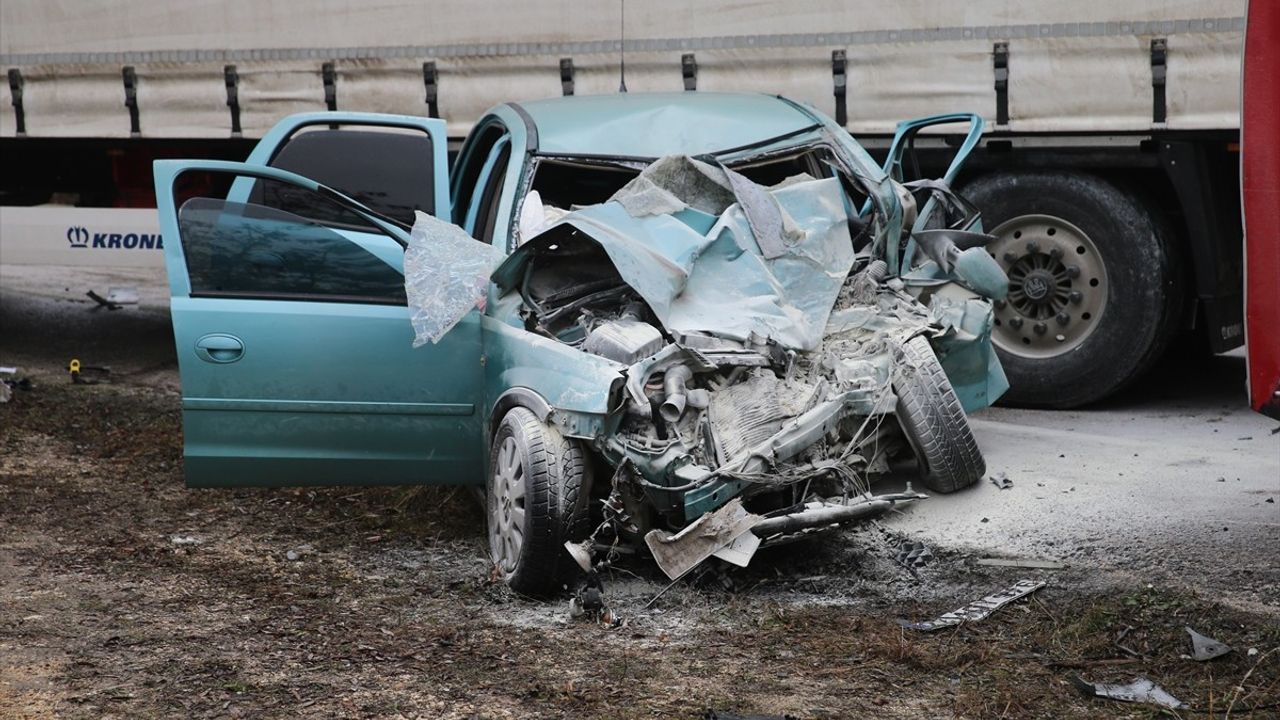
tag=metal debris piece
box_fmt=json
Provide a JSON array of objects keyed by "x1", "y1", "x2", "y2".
[
  {"x1": 704, "y1": 712, "x2": 797, "y2": 720},
  {"x1": 86, "y1": 289, "x2": 122, "y2": 310},
  {"x1": 644, "y1": 498, "x2": 762, "y2": 580},
  {"x1": 901, "y1": 579, "x2": 1046, "y2": 632},
  {"x1": 710, "y1": 529, "x2": 761, "y2": 567},
  {"x1": 105, "y1": 286, "x2": 139, "y2": 305},
  {"x1": 1186, "y1": 626, "x2": 1231, "y2": 661},
  {"x1": 989, "y1": 472, "x2": 1013, "y2": 490},
  {"x1": 563, "y1": 539, "x2": 594, "y2": 573},
  {"x1": 975, "y1": 557, "x2": 1065, "y2": 570},
  {"x1": 751, "y1": 493, "x2": 926, "y2": 537},
  {"x1": 1071, "y1": 676, "x2": 1186, "y2": 710},
  {"x1": 895, "y1": 541, "x2": 934, "y2": 569}
]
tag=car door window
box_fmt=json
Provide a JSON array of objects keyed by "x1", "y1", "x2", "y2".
[
  {"x1": 472, "y1": 143, "x2": 512, "y2": 245},
  {"x1": 179, "y1": 191, "x2": 405, "y2": 305},
  {"x1": 451, "y1": 123, "x2": 508, "y2": 226}
]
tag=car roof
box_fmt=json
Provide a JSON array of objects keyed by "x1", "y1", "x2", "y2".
[{"x1": 511, "y1": 92, "x2": 819, "y2": 158}]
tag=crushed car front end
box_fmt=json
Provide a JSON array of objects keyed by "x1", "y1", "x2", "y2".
[{"x1": 450, "y1": 101, "x2": 1010, "y2": 585}]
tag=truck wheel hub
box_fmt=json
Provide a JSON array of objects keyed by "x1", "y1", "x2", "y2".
[
  {"x1": 1016, "y1": 267, "x2": 1058, "y2": 305},
  {"x1": 988, "y1": 214, "x2": 1108, "y2": 359}
]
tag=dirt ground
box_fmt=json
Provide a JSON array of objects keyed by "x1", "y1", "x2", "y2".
[{"x1": 2, "y1": 273, "x2": 1279, "y2": 719}]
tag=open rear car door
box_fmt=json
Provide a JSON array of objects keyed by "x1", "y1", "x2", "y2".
[
  {"x1": 1243, "y1": 0, "x2": 1280, "y2": 419},
  {"x1": 154, "y1": 112, "x2": 486, "y2": 487}
]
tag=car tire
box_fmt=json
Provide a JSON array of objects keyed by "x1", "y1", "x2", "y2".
[
  {"x1": 895, "y1": 336, "x2": 986, "y2": 493},
  {"x1": 960, "y1": 171, "x2": 1183, "y2": 408},
  {"x1": 487, "y1": 406, "x2": 592, "y2": 597}
]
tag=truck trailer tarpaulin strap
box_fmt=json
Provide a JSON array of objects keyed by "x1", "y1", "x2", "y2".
[{"x1": 0, "y1": 0, "x2": 1246, "y2": 139}]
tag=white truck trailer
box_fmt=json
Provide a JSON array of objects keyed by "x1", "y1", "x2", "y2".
[{"x1": 0, "y1": 0, "x2": 1247, "y2": 406}]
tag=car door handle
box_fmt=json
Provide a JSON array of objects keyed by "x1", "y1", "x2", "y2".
[{"x1": 195, "y1": 334, "x2": 244, "y2": 363}]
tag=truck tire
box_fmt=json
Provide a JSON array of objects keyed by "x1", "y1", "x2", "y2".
[
  {"x1": 487, "y1": 407, "x2": 592, "y2": 597},
  {"x1": 895, "y1": 336, "x2": 986, "y2": 493},
  {"x1": 961, "y1": 171, "x2": 1182, "y2": 408}
]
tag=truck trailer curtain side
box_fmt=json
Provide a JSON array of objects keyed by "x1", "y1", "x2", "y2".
[{"x1": 0, "y1": 0, "x2": 1245, "y2": 139}]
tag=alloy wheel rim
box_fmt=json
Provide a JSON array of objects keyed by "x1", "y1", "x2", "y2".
[
  {"x1": 987, "y1": 214, "x2": 1108, "y2": 359},
  {"x1": 488, "y1": 435, "x2": 526, "y2": 573}
]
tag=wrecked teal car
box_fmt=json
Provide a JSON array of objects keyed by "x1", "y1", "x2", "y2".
[{"x1": 155, "y1": 93, "x2": 1007, "y2": 596}]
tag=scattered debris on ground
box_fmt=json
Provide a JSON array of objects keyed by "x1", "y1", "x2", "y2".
[
  {"x1": 2, "y1": 354, "x2": 1279, "y2": 717},
  {"x1": 989, "y1": 471, "x2": 1013, "y2": 489},
  {"x1": 975, "y1": 557, "x2": 1065, "y2": 570},
  {"x1": 901, "y1": 579, "x2": 1046, "y2": 631},
  {"x1": 1070, "y1": 676, "x2": 1186, "y2": 711},
  {"x1": 1185, "y1": 626, "x2": 1232, "y2": 661}
]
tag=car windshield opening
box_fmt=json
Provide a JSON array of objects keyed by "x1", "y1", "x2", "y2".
[{"x1": 530, "y1": 147, "x2": 843, "y2": 215}]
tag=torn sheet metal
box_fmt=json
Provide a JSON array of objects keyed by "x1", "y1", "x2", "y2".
[
  {"x1": 644, "y1": 498, "x2": 762, "y2": 580},
  {"x1": 989, "y1": 472, "x2": 1013, "y2": 489},
  {"x1": 1186, "y1": 626, "x2": 1232, "y2": 661},
  {"x1": 610, "y1": 154, "x2": 737, "y2": 217},
  {"x1": 404, "y1": 210, "x2": 504, "y2": 346},
  {"x1": 902, "y1": 579, "x2": 1046, "y2": 631},
  {"x1": 493, "y1": 158, "x2": 854, "y2": 351},
  {"x1": 1071, "y1": 676, "x2": 1187, "y2": 710},
  {"x1": 928, "y1": 290, "x2": 1010, "y2": 413},
  {"x1": 710, "y1": 529, "x2": 762, "y2": 567}
]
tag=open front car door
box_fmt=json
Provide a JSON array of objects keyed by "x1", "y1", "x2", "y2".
[{"x1": 153, "y1": 159, "x2": 484, "y2": 487}]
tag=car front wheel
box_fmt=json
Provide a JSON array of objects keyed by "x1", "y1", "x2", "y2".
[
  {"x1": 488, "y1": 406, "x2": 591, "y2": 596},
  {"x1": 895, "y1": 335, "x2": 986, "y2": 493}
]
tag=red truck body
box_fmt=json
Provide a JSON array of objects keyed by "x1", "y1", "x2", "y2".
[{"x1": 1242, "y1": 0, "x2": 1280, "y2": 419}]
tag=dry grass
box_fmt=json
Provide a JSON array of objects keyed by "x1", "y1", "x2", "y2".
[{"x1": 2, "y1": 374, "x2": 1277, "y2": 719}]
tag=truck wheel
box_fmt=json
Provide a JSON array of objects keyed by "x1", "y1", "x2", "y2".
[
  {"x1": 895, "y1": 336, "x2": 986, "y2": 493},
  {"x1": 487, "y1": 407, "x2": 591, "y2": 597},
  {"x1": 961, "y1": 171, "x2": 1181, "y2": 408}
]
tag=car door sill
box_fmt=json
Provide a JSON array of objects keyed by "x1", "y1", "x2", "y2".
[{"x1": 183, "y1": 398, "x2": 474, "y2": 415}]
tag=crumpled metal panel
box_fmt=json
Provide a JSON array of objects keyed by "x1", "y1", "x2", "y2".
[
  {"x1": 929, "y1": 291, "x2": 1010, "y2": 413},
  {"x1": 493, "y1": 166, "x2": 854, "y2": 352},
  {"x1": 480, "y1": 315, "x2": 624, "y2": 423}
]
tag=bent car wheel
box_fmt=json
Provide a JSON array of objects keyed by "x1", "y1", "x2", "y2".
[
  {"x1": 488, "y1": 406, "x2": 591, "y2": 597},
  {"x1": 894, "y1": 336, "x2": 986, "y2": 493}
]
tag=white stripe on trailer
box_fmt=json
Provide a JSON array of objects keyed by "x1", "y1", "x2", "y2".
[{"x1": 0, "y1": 206, "x2": 164, "y2": 268}]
